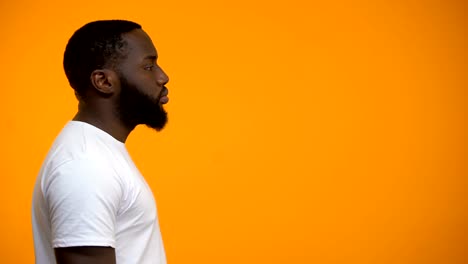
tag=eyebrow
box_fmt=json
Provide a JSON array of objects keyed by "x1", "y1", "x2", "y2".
[{"x1": 143, "y1": 55, "x2": 158, "y2": 61}]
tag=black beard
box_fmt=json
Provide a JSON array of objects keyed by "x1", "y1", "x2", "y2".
[{"x1": 116, "y1": 76, "x2": 168, "y2": 131}]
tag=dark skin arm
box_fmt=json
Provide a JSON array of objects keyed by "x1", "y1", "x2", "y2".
[{"x1": 54, "y1": 246, "x2": 116, "y2": 264}]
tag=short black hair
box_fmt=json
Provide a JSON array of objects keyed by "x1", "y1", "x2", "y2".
[{"x1": 63, "y1": 20, "x2": 141, "y2": 99}]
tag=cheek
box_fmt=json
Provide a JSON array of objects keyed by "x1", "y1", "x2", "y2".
[
  {"x1": 143, "y1": 80, "x2": 162, "y2": 96},
  {"x1": 144, "y1": 82, "x2": 163, "y2": 100},
  {"x1": 132, "y1": 74, "x2": 160, "y2": 96},
  {"x1": 144, "y1": 76, "x2": 163, "y2": 96},
  {"x1": 125, "y1": 70, "x2": 162, "y2": 98}
]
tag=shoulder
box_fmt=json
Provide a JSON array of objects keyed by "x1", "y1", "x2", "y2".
[
  {"x1": 38, "y1": 121, "x2": 131, "y2": 207},
  {"x1": 41, "y1": 121, "x2": 125, "y2": 177},
  {"x1": 43, "y1": 157, "x2": 124, "y2": 200}
]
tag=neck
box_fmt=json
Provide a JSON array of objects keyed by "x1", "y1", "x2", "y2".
[{"x1": 73, "y1": 101, "x2": 135, "y2": 143}]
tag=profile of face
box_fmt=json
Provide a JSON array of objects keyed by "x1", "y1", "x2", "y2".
[
  {"x1": 117, "y1": 74, "x2": 168, "y2": 131},
  {"x1": 115, "y1": 29, "x2": 170, "y2": 131}
]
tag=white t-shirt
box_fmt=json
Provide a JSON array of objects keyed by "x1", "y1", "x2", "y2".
[{"x1": 32, "y1": 121, "x2": 166, "y2": 264}]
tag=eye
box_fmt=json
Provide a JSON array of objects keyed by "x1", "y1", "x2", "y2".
[{"x1": 144, "y1": 65, "x2": 155, "y2": 71}]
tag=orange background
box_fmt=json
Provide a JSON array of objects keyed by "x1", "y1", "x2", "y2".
[{"x1": 0, "y1": 0, "x2": 466, "y2": 263}]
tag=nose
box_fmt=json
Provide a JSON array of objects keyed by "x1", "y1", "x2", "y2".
[{"x1": 157, "y1": 66, "x2": 169, "y2": 86}]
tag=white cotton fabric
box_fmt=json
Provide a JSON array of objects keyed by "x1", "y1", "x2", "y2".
[{"x1": 32, "y1": 121, "x2": 166, "y2": 264}]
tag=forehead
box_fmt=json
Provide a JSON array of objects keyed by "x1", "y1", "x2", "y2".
[{"x1": 121, "y1": 29, "x2": 157, "y2": 61}]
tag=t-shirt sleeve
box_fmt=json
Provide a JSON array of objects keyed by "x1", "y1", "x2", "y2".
[{"x1": 43, "y1": 158, "x2": 123, "y2": 248}]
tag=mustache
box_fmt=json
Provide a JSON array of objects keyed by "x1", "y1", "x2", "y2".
[{"x1": 159, "y1": 86, "x2": 169, "y2": 98}]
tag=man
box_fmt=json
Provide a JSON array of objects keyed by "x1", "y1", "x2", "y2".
[{"x1": 32, "y1": 20, "x2": 169, "y2": 264}]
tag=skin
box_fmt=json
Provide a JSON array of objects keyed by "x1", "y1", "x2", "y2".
[
  {"x1": 54, "y1": 247, "x2": 116, "y2": 264},
  {"x1": 72, "y1": 28, "x2": 169, "y2": 143},
  {"x1": 54, "y1": 28, "x2": 169, "y2": 264}
]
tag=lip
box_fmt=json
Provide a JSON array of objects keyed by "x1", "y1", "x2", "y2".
[
  {"x1": 159, "y1": 88, "x2": 169, "y2": 104},
  {"x1": 160, "y1": 96, "x2": 169, "y2": 104},
  {"x1": 161, "y1": 87, "x2": 169, "y2": 97}
]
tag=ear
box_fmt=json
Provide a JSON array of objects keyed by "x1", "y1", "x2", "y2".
[{"x1": 90, "y1": 69, "x2": 119, "y2": 95}]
